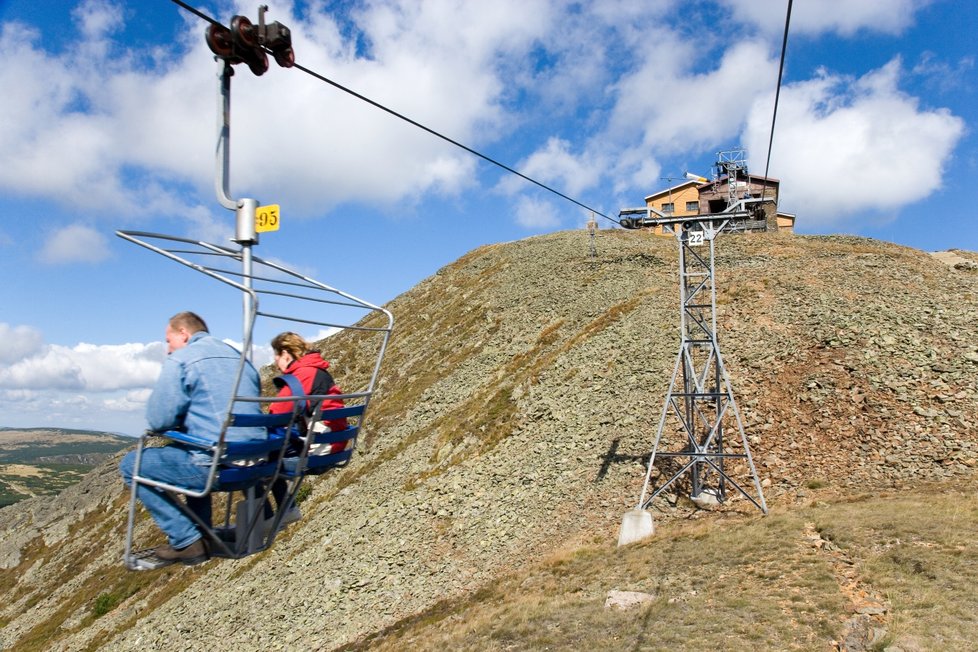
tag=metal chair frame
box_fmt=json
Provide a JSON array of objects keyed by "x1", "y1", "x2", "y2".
[{"x1": 118, "y1": 230, "x2": 393, "y2": 570}]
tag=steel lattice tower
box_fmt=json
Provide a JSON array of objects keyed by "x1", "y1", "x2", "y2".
[
  {"x1": 637, "y1": 214, "x2": 767, "y2": 514},
  {"x1": 587, "y1": 212, "x2": 598, "y2": 259}
]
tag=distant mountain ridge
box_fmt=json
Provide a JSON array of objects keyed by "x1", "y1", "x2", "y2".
[
  {"x1": 0, "y1": 426, "x2": 131, "y2": 435},
  {"x1": 0, "y1": 428, "x2": 133, "y2": 507},
  {"x1": 0, "y1": 230, "x2": 975, "y2": 650}
]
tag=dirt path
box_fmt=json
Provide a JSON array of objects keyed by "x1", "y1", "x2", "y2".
[{"x1": 929, "y1": 250, "x2": 976, "y2": 269}]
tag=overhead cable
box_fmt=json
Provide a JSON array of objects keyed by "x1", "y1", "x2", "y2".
[
  {"x1": 170, "y1": 0, "x2": 620, "y2": 225},
  {"x1": 762, "y1": 0, "x2": 793, "y2": 184},
  {"x1": 292, "y1": 61, "x2": 618, "y2": 224},
  {"x1": 171, "y1": 0, "x2": 219, "y2": 26}
]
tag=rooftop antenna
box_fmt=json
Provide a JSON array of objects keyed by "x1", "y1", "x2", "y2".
[
  {"x1": 658, "y1": 176, "x2": 687, "y2": 216},
  {"x1": 619, "y1": 211, "x2": 767, "y2": 545},
  {"x1": 713, "y1": 148, "x2": 749, "y2": 207},
  {"x1": 701, "y1": 147, "x2": 778, "y2": 232}
]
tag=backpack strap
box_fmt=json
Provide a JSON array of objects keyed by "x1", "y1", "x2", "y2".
[{"x1": 273, "y1": 373, "x2": 309, "y2": 413}]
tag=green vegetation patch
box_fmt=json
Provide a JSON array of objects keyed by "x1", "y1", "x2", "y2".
[
  {"x1": 0, "y1": 479, "x2": 30, "y2": 507},
  {"x1": 0, "y1": 433, "x2": 131, "y2": 465}
]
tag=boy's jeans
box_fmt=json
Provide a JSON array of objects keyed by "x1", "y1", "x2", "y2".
[{"x1": 120, "y1": 444, "x2": 212, "y2": 549}]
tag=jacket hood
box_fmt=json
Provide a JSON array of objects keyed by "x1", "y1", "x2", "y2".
[{"x1": 285, "y1": 352, "x2": 331, "y2": 374}]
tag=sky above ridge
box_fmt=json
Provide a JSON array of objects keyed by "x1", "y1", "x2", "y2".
[{"x1": 0, "y1": 0, "x2": 974, "y2": 435}]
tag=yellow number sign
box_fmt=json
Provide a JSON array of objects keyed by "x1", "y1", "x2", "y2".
[{"x1": 256, "y1": 204, "x2": 281, "y2": 232}]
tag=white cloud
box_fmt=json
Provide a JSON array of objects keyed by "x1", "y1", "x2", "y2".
[
  {"x1": 39, "y1": 224, "x2": 111, "y2": 264},
  {"x1": 310, "y1": 328, "x2": 342, "y2": 342},
  {"x1": 721, "y1": 0, "x2": 932, "y2": 36},
  {"x1": 0, "y1": 330, "x2": 285, "y2": 434},
  {"x1": 0, "y1": 0, "x2": 965, "y2": 245},
  {"x1": 514, "y1": 196, "x2": 560, "y2": 230},
  {"x1": 607, "y1": 39, "x2": 776, "y2": 155},
  {"x1": 224, "y1": 0, "x2": 550, "y2": 213},
  {"x1": 0, "y1": 333, "x2": 164, "y2": 434},
  {"x1": 0, "y1": 1, "x2": 560, "y2": 225},
  {"x1": 503, "y1": 137, "x2": 602, "y2": 200},
  {"x1": 222, "y1": 339, "x2": 276, "y2": 369},
  {"x1": 75, "y1": 341, "x2": 165, "y2": 390},
  {"x1": 743, "y1": 58, "x2": 965, "y2": 226},
  {"x1": 506, "y1": 35, "x2": 777, "y2": 216},
  {"x1": 0, "y1": 340, "x2": 163, "y2": 391},
  {"x1": 73, "y1": 0, "x2": 120, "y2": 41},
  {"x1": 0, "y1": 324, "x2": 45, "y2": 365},
  {"x1": 102, "y1": 388, "x2": 152, "y2": 412},
  {"x1": 183, "y1": 205, "x2": 238, "y2": 245},
  {"x1": 912, "y1": 51, "x2": 976, "y2": 94}
]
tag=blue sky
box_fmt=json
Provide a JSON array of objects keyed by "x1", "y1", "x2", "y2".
[{"x1": 0, "y1": 0, "x2": 974, "y2": 435}]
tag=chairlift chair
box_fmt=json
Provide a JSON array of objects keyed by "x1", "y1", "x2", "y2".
[{"x1": 118, "y1": 230, "x2": 393, "y2": 570}]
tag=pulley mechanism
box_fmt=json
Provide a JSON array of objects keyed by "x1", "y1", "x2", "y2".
[{"x1": 206, "y1": 5, "x2": 294, "y2": 76}]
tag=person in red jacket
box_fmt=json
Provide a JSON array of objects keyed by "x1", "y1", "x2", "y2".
[
  {"x1": 266, "y1": 332, "x2": 348, "y2": 528},
  {"x1": 270, "y1": 331, "x2": 348, "y2": 439}
]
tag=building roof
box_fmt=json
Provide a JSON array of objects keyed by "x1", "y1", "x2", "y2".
[
  {"x1": 717, "y1": 174, "x2": 781, "y2": 185},
  {"x1": 644, "y1": 174, "x2": 783, "y2": 203},
  {"x1": 644, "y1": 180, "x2": 701, "y2": 203}
]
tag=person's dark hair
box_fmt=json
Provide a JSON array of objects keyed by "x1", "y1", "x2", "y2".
[
  {"x1": 169, "y1": 311, "x2": 208, "y2": 334},
  {"x1": 271, "y1": 332, "x2": 308, "y2": 359}
]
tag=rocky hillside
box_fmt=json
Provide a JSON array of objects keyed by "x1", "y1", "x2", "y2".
[{"x1": 0, "y1": 229, "x2": 975, "y2": 651}]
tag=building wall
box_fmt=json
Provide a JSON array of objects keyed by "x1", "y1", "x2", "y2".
[
  {"x1": 698, "y1": 178, "x2": 779, "y2": 214},
  {"x1": 645, "y1": 184, "x2": 701, "y2": 217},
  {"x1": 639, "y1": 177, "x2": 794, "y2": 236}
]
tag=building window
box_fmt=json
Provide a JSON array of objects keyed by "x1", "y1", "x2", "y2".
[
  {"x1": 661, "y1": 202, "x2": 674, "y2": 214},
  {"x1": 686, "y1": 201, "x2": 699, "y2": 212}
]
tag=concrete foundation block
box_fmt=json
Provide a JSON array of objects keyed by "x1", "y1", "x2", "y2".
[{"x1": 617, "y1": 508, "x2": 654, "y2": 546}]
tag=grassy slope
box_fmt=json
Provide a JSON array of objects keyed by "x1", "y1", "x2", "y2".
[{"x1": 342, "y1": 479, "x2": 978, "y2": 651}]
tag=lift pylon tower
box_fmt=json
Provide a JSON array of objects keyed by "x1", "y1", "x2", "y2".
[
  {"x1": 587, "y1": 212, "x2": 598, "y2": 259},
  {"x1": 637, "y1": 213, "x2": 767, "y2": 514}
]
